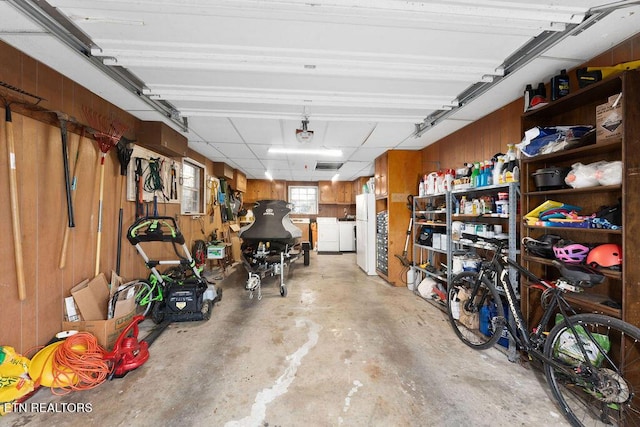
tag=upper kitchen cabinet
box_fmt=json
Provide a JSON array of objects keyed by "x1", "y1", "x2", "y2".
[
  {"x1": 318, "y1": 181, "x2": 353, "y2": 205},
  {"x1": 245, "y1": 179, "x2": 286, "y2": 204},
  {"x1": 319, "y1": 181, "x2": 336, "y2": 204}
]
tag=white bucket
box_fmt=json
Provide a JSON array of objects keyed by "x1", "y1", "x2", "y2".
[{"x1": 407, "y1": 268, "x2": 416, "y2": 291}]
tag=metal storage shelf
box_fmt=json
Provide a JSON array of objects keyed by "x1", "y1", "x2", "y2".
[{"x1": 411, "y1": 183, "x2": 520, "y2": 361}]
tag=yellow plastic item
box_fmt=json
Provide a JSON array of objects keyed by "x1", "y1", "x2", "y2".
[
  {"x1": 28, "y1": 341, "x2": 85, "y2": 388},
  {"x1": 0, "y1": 376, "x2": 34, "y2": 410},
  {"x1": 587, "y1": 59, "x2": 640, "y2": 79},
  {"x1": 524, "y1": 200, "x2": 563, "y2": 225},
  {"x1": 0, "y1": 346, "x2": 30, "y2": 378}
]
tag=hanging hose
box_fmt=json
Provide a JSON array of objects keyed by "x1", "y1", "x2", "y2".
[{"x1": 144, "y1": 157, "x2": 167, "y2": 198}]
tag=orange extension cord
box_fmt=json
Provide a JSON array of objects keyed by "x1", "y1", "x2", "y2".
[{"x1": 38, "y1": 333, "x2": 111, "y2": 395}]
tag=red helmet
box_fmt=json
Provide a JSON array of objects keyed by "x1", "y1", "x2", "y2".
[{"x1": 587, "y1": 244, "x2": 622, "y2": 269}]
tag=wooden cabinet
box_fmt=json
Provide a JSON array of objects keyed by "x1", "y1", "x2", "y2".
[
  {"x1": 138, "y1": 121, "x2": 188, "y2": 157},
  {"x1": 374, "y1": 152, "x2": 388, "y2": 197},
  {"x1": 233, "y1": 170, "x2": 247, "y2": 193},
  {"x1": 373, "y1": 150, "x2": 421, "y2": 286},
  {"x1": 318, "y1": 181, "x2": 336, "y2": 203},
  {"x1": 245, "y1": 179, "x2": 286, "y2": 204},
  {"x1": 337, "y1": 181, "x2": 353, "y2": 204},
  {"x1": 319, "y1": 181, "x2": 353, "y2": 204},
  {"x1": 212, "y1": 162, "x2": 234, "y2": 180},
  {"x1": 270, "y1": 180, "x2": 286, "y2": 201},
  {"x1": 520, "y1": 70, "x2": 640, "y2": 329},
  {"x1": 354, "y1": 177, "x2": 371, "y2": 197}
]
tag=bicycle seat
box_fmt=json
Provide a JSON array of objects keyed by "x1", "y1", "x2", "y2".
[{"x1": 552, "y1": 260, "x2": 605, "y2": 287}]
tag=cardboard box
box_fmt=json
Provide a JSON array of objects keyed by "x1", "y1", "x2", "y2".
[
  {"x1": 63, "y1": 273, "x2": 136, "y2": 350},
  {"x1": 596, "y1": 93, "x2": 623, "y2": 144},
  {"x1": 62, "y1": 309, "x2": 136, "y2": 350},
  {"x1": 70, "y1": 274, "x2": 110, "y2": 321}
]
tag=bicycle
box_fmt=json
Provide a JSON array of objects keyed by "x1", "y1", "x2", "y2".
[{"x1": 446, "y1": 234, "x2": 640, "y2": 426}]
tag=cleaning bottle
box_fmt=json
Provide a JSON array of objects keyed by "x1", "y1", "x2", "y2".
[
  {"x1": 470, "y1": 162, "x2": 480, "y2": 187},
  {"x1": 460, "y1": 196, "x2": 467, "y2": 214},
  {"x1": 503, "y1": 144, "x2": 518, "y2": 183},
  {"x1": 551, "y1": 69, "x2": 570, "y2": 101},
  {"x1": 486, "y1": 160, "x2": 494, "y2": 186},
  {"x1": 494, "y1": 156, "x2": 505, "y2": 184}
]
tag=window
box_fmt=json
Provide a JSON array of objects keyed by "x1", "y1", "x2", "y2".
[
  {"x1": 181, "y1": 158, "x2": 205, "y2": 215},
  {"x1": 288, "y1": 186, "x2": 318, "y2": 214}
]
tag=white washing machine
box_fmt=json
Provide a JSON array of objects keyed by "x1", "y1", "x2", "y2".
[
  {"x1": 339, "y1": 220, "x2": 356, "y2": 252},
  {"x1": 316, "y1": 217, "x2": 340, "y2": 252}
]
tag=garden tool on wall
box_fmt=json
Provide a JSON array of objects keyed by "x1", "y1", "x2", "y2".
[
  {"x1": 57, "y1": 114, "x2": 75, "y2": 229},
  {"x1": 59, "y1": 127, "x2": 88, "y2": 269},
  {"x1": 83, "y1": 106, "x2": 128, "y2": 277},
  {"x1": 135, "y1": 157, "x2": 145, "y2": 219},
  {"x1": 219, "y1": 179, "x2": 233, "y2": 222},
  {"x1": 1, "y1": 82, "x2": 43, "y2": 300},
  {"x1": 207, "y1": 177, "x2": 219, "y2": 223},
  {"x1": 115, "y1": 137, "x2": 134, "y2": 275},
  {"x1": 170, "y1": 161, "x2": 178, "y2": 201}
]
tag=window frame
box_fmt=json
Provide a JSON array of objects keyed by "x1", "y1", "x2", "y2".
[
  {"x1": 288, "y1": 185, "x2": 319, "y2": 215},
  {"x1": 180, "y1": 157, "x2": 206, "y2": 215}
]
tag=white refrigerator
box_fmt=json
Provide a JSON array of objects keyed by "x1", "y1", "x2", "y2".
[{"x1": 356, "y1": 193, "x2": 377, "y2": 275}]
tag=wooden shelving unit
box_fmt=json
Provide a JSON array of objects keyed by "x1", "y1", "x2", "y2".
[{"x1": 520, "y1": 70, "x2": 640, "y2": 329}]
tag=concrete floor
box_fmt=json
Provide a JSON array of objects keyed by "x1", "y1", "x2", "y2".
[{"x1": 4, "y1": 252, "x2": 569, "y2": 427}]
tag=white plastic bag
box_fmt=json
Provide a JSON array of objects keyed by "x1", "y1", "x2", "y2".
[
  {"x1": 565, "y1": 162, "x2": 602, "y2": 188},
  {"x1": 595, "y1": 161, "x2": 623, "y2": 186}
]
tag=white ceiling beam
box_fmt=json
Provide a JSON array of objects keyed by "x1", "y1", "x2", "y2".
[
  {"x1": 178, "y1": 109, "x2": 426, "y2": 123},
  {"x1": 143, "y1": 86, "x2": 459, "y2": 110},
  {"x1": 93, "y1": 47, "x2": 504, "y2": 81},
  {"x1": 52, "y1": 0, "x2": 584, "y2": 31}
]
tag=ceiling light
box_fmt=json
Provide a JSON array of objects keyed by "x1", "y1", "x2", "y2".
[
  {"x1": 296, "y1": 118, "x2": 314, "y2": 143},
  {"x1": 331, "y1": 173, "x2": 340, "y2": 182},
  {"x1": 268, "y1": 147, "x2": 342, "y2": 157},
  {"x1": 265, "y1": 171, "x2": 273, "y2": 180}
]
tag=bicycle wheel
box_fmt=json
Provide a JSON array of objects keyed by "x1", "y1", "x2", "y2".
[
  {"x1": 114, "y1": 280, "x2": 153, "y2": 317},
  {"x1": 544, "y1": 313, "x2": 640, "y2": 426},
  {"x1": 446, "y1": 271, "x2": 505, "y2": 350}
]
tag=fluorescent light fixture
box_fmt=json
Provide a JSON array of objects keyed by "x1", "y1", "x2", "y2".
[
  {"x1": 331, "y1": 173, "x2": 340, "y2": 182},
  {"x1": 265, "y1": 171, "x2": 273, "y2": 180},
  {"x1": 268, "y1": 147, "x2": 342, "y2": 157}
]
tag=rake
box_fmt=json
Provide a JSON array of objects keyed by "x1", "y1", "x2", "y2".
[{"x1": 83, "y1": 106, "x2": 128, "y2": 277}]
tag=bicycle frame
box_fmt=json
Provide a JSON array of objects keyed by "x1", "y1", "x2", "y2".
[{"x1": 477, "y1": 243, "x2": 614, "y2": 377}]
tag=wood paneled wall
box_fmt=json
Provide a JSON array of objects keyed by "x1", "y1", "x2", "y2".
[
  {"x1": 0, "y1": 42, "x2": 223, "y2": 353},
  {"x1": 421, "y1": 99, "x2": 523, "y2": 173}
]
